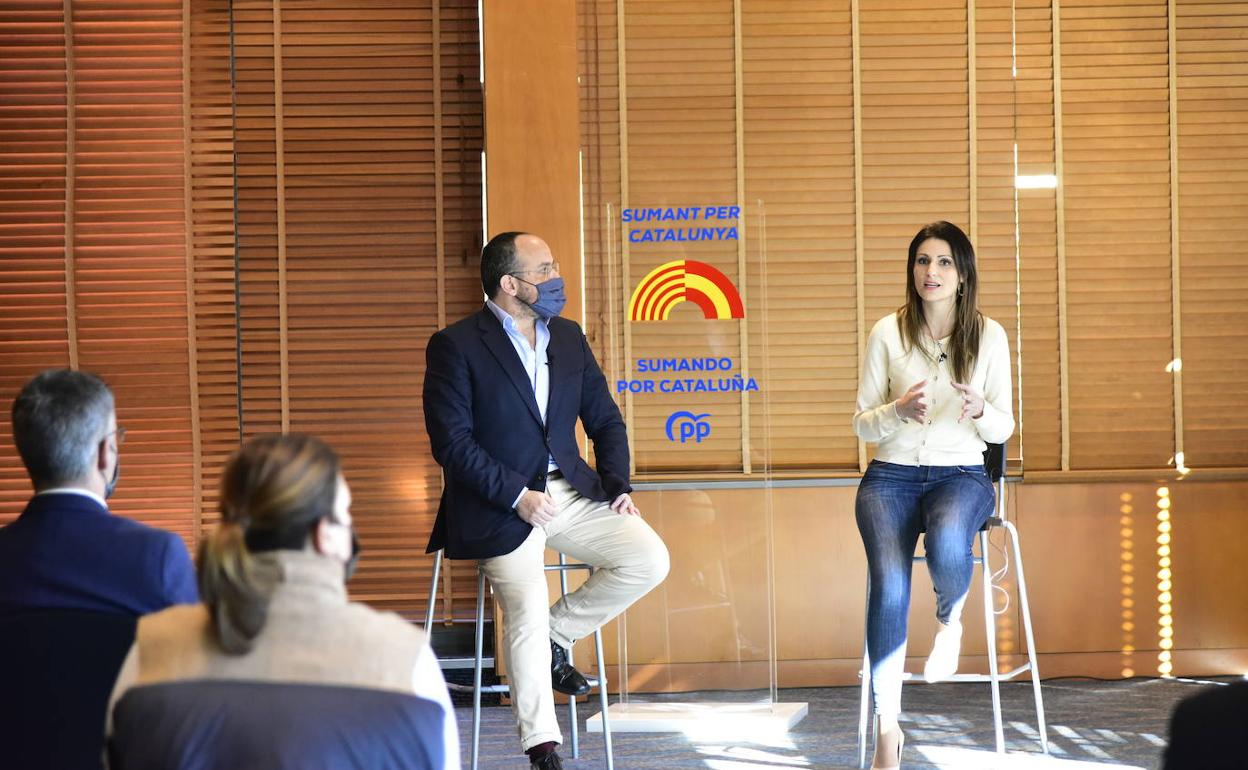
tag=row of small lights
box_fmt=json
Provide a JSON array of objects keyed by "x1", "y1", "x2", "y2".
[
  {"x1": 1120, "y1": 492, "x2": 1136, "y2": 678},
  {"x1": 1119, "y1": 485, "x2": 1176, "y2": 679},
  {"x1": 1156, "y1": 487, "x2": 1174, "y2": 678}
]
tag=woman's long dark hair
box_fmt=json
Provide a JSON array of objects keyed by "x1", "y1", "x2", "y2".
[
  {"x1": 197, "y1": 434, "x2": 340, "y2": 654},
  {"x1": 896, "y1": 220, "x2": 983, "y2": 383}
]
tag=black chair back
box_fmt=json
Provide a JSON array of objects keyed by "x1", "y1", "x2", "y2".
[
  {"x1": 983, "y1": 442, "x2": 1006, "y2": 482},
  {"x1": 110, "y1": 680, "x2": 447, "y2": 770},
  {"x1": 0, "y1": 608, "x2": 137, "y2": 770}
]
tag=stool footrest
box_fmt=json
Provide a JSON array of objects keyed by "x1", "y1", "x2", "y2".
[
  {"x1": 543, "y1": 563, "x2": 594, "y2": 573},
  {"x1": 436, "y1": 656, "x2": 494, "y2": 670},
  {"x1": 449, "y1": 683, "x2": 510, "y2": 694},
  {"x1": 993, "y1": 663, "x2": 1033, "y2": 681},
  {"x1": 896, "y1": 662, "x2": 1033, "y2": 684}
]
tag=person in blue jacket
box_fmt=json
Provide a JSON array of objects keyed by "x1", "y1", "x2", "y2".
[{"x1": 0, "y1": 368, "x2": 197, "y2": 616}]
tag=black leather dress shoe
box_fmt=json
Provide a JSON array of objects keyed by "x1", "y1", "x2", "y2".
[
  {"x1": 550, "y1": 639, "x2": 592, "y2": 696},
  {"x1": 530, "y1": 750, "x2": 564, "y2": 770}
]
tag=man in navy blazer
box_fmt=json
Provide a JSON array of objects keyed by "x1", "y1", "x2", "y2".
[
  {"x1": 424, "y1": 232, "x2": 669, "y2": 770},
  {"x1": 0, "y1": 369, "x2": 198, "y2": 617}
]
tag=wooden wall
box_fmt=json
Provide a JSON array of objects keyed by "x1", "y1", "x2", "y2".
[
  {"x1": 482, "y1": 0, "x2": 583, "y2": 321},
  {"x1": 2, "y1": 0, "x2": 1244, "y2": 689},
  {"x1": 0, "y1": 0, "x2": 486, "y2": 620},
  {"x1": 596, "y1": 477, "x2": 1248, "y2": 689},
  {"x1": 482, "y1": 0, "x2": 1248, "y2": 686},
  {"x1": 575, "y1": 0, "x2": 1248, "y2": 478}
]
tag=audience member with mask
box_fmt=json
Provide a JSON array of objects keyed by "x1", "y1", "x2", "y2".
[
  {"x1": 0, "y1": 368, "x2": 197, "y2": 616},
  {"x1": 106, "y1": 434, "x2": 458, "y2": 770}
]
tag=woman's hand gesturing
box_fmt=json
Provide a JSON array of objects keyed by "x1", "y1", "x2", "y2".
[
  {"x1": 895, "y1": 380, "x2": 928, "y2": 423},
  {"x1": 951, "y1": 381, "x2": 985, "y2": 422}
]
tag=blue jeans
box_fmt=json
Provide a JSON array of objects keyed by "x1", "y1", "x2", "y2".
[{"x1": 855, "y1": 460, "x2": 995, "y2": 716}]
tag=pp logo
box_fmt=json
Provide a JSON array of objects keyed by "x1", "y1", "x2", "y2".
[{"x1": 665, "y1": 411, "x2": 712, "y2": 444}]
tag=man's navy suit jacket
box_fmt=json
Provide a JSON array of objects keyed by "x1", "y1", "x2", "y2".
[
  {"x1": 424, "y1": 307, "x2": 632, "y2": 560},
  {"x1": 0, "y1": 492, "x2": 198, "y2": 616}
]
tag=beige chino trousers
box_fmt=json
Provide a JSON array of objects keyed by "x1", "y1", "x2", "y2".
[{"x1": 479, "y1": 475, "x2": 670, "y2": 750}]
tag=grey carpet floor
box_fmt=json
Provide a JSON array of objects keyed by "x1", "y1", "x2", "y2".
[{"x1": 452, "y1": 676, "x2": 1238, "y2": 769}]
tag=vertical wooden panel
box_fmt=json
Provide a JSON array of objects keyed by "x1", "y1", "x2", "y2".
[{"x1": 483, "y1": 0, "x2": 583, "y2": 323}]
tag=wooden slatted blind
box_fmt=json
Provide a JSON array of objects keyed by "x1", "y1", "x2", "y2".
[
  {"x1": 578, "y1": 0, "x2": 623, "y2": 364},
  {"x1": 1176, "y1": 0, "x2": 1248, "y2": 468},
  {"x1": 185, "y1": 0, "x2": 239, "y2": 531},
  {"x1": 578, "y1": 0, "x2": 1247, "y2": 477},
  {"x1": 1061, "y1": 0, "x2": 1175, "y2": 469},
  {"x1": 975, "y1": 0, "x2": 1024, "y2": 434},
  {"x1": 3, "y1": 1, "x2": 481, "y2": 618},
  {"x1": 580, "y1": 0, "x2": 1021, "y2": 476},
  {"x1": 742, "y1": 1, "x2": 858, "y2": 470},
  {"x1": 70, "y1": 0, "x2": 195, "y2": 538},
  {"x1": 0, "y1": 0, "x2": 237, "y2": 545},
  {"x1": 617, "y1": 0, "x2": 745, "y2": 473},
  {"x1": 232, "y1": 0, "x2": 483, "y2": 618},
  {"x1": 858, "y1": 0, "x2": 972, "y2": 332},
  {"x1": 1014, "y1": 0, "x2": 1062, "y2": 470},
  {"x1": 0, "y1": 0, "x2": 72, "y2": 513}
]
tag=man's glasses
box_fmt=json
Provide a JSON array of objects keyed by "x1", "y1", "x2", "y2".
[
  {"x1": 510, "y1": 261, "x2": 560, "y2": 279},
  {"x1": 105, "y1": 427, "x2": 127, "y2": 446}
]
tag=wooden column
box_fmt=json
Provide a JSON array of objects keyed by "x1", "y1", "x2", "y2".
[{"x1": 482, "y1": 0, "x2": 582, "y2": 322}]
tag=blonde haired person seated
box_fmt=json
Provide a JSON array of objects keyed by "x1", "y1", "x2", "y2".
[{"x1": 107, "y1": 434, "x2": 458, "y2": 770}]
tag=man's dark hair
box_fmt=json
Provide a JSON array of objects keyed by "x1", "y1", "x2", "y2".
[
  {"x1": 11, "y1": 369, "x2": 114, "y2": 488},
  {"x1": 480, "y1": 231, "x2": 527, "y2": 298}
]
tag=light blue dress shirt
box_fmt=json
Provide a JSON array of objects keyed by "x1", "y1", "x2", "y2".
[{"x1": 485, "y1": 300, "x2": 559, "y2": 508}]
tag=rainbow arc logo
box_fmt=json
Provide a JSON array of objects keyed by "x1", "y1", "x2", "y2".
[{"x1": 628, "y1": 260, "x2": 745, "y2": 321}]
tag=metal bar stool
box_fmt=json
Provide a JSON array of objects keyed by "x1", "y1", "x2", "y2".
[
  {"x1": 424, "y1": 549, "x2": 614, "y2": 770},
  {"x1": 856, "y1": 443, "x2": 1048, "y2": 767}
]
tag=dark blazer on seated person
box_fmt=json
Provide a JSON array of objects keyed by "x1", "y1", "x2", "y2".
[
  {"x1": 423, "y1": 307, "x2": 632, "y2": 560},
  {"x1": 0, "y1": 491, "x2": 198, "y2": 616},
  {"x1": 0, "y1": 608, "x2": 136, "y2": 770}
]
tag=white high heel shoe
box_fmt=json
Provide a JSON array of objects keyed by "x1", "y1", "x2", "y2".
[{"x1": 871, "y1": 716, "x2": 905, "y2": 770}]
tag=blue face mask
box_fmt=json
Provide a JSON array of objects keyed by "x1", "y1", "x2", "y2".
[{"x1": 513, "y1": 275, "x2": 567, "y2": 320}]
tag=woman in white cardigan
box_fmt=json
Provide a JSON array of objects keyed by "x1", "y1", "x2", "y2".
[{"x1": 852, "y1": 221, "x2": 1015, "y2": 770}]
